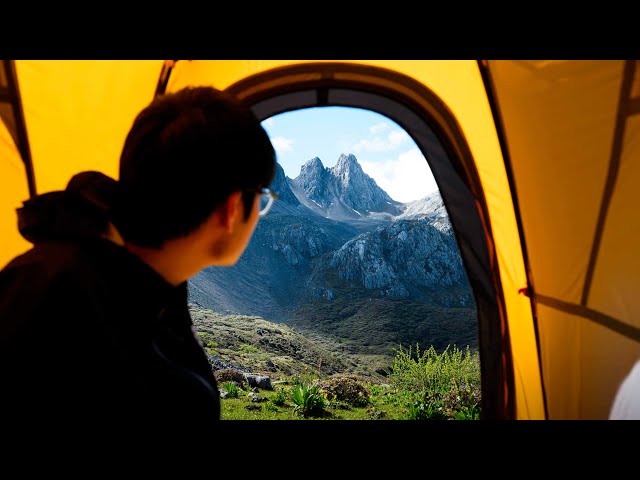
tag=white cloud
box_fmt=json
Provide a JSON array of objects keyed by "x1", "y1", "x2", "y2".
[
  {"x1": 262, "y1": 118, "x2": 275, "y2": 128},
  {"x1": 360, "y1": 148, "x2": 438, "y2": 203},
  {"x1": 369, "y1": 122, "x2": 389, "y2": 134},
  {"x1": 352, "y1": 128, "x2": 410, "y2": 153},
  {"x1": 388, "y1": 129, "x2": 410, "y2": 145},
  {"x1": 353, "y1": 137, "x2": 392, "y2": 153},
  {"x1": 270, "y1": 136, "x2": 294, "y2": 155}
]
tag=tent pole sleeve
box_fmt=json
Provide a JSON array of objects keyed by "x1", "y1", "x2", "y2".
[
  {"x1": 2, "y1": 60, "x2": 36, "y2": 198},
  {"x1": 154, "y1": 60, "x2": 178, "y2": 98},
  {"x1": 477, "y1": 59, "x2": 549, "y2": 420}
]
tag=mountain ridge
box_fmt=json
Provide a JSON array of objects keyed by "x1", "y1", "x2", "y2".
[{"x1": 188, "y1": 152, "x2": 476, "y2": 362}]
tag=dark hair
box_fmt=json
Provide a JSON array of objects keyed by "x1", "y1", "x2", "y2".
[{"x1": 111, "y1": 86, "x2": 276, "y2": 248}]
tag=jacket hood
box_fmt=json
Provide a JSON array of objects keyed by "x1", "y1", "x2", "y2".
[{"x1": 17, "y1": 171, "x2": 120, "y2": 244}]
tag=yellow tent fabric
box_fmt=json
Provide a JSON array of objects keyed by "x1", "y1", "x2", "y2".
[
  {"x1": 488, "y1": 60, "x2": 640, "y2": 418},
  {"x1": 1, "y1": 59, "x2": 636, "y2": 419}
]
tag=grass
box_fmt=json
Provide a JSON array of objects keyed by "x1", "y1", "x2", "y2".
[
  {"x1": 219, "y1": 343, "x2": 481, "y2": 420},
  {"x1": 220, "y1": 384, "x2": 408, "y2": 420}
]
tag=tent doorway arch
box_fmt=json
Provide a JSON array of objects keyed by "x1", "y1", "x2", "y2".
[{"x1": 184, "y1": 62, "x2": 519, "y2": 419}]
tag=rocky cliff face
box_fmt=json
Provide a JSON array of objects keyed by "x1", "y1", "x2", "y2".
[
  {"x1": 189, "y1": 152, "x2": 475, "y2": 344},
  {"x1": 395, "y1": 190, "x2": 451, "y2": 234},
  {"x1": 328, "y1": 219, "x2": 469, "y2": 302},
  {"x1": 266, "y1": 220, "x2": 344, "y2": 266}
]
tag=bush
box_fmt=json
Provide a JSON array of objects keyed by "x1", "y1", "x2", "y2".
[
  {"x1": 291, "y1": 381, "x2": 326, "y2": 418},
  {"x1": 406, "y1": 399, "x2": 448, "y2": 420},
  {"x1": 388, "y1": 344, "x2": 480, "y2": 394},
  {"x1": 388, "y1": 344, "x2": 481, "y2": 420},
  {"x1": 221, "y1": 381, "x2": 241, "y2": 398},
  {"x1": 196, "y1": 331, "x2": 219, "y2": 348},
  {"x1": 270, "y1": 388, "x2": 288, "y2": 407},
  {"x1": 214, "y1": 369, "x2": 246, "y2": 387},
  {"x1": 319, "y1": 374, "x2": 370, "y2": 407},
  {"x1": 441, "y1": 382, "x2": 481, "y2": 419},
  {"x1": 239, "y1": 343, "x2": 260, "y2": 354}
]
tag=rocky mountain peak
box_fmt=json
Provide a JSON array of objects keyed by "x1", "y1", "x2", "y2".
[
  {"x1": 270, "y1": 163, "x2": 299, "y2": 206},
  {"x1": 291, "y1": 153, "x2": 403, "y2": 218},
  {"x1": 301, "y1": 156, "x2": 325, "y2": 174},
  {"x1": 294, "y1": 156, "x2": 334, "y2": 207},
  {"x1": 331, "y1": 153, "x2": 366, "y2": 190},
  {"x1": 333, "y1": 153, "x2": 360, "y2": 172}
]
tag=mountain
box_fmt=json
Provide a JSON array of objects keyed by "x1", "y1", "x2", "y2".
[
  {"x1": 331, "y1": 220, "x2": 468, "y2": 297},
  {"x1": 188, "y1": 152, "x2": 477, "y2": 362},
  {"x1": 188, "y1": 197, "x2": 360, "y2": 320},
  {"x1": 395, "y1": 190, "x2": 452, "y2": 234},
  {"x1": 306, "y1": 218, "x2": 472, "y2": 308},
  {"x1": 291, "y1": 154, "x2": 404, "y2": 222}
]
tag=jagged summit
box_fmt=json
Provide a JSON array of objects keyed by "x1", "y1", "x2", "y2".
[
  {"x1": 291, "y1": 153, "x2": 403, "y2": 220},
  {"x1": 299, "y1": 156, "x2": 325, "y2": 176},
  {"x1": 333, "y1": 153, "x2": 359, "y2": 171}
]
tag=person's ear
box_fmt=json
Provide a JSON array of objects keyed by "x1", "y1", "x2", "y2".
[{"x1": 219, "y1": 191, "x2": 243, "y2": 233}]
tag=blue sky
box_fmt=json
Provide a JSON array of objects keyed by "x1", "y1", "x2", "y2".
[{"x1": 260, "y1": 106, "x2": 438, "y2": 203}]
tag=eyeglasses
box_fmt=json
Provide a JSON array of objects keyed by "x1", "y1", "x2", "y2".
[{"x1": 247, "y1": 187, "x2": 279, "y2": 217}]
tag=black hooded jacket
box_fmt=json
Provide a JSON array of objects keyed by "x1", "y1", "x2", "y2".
[{"x1": 0, "y1": 172, "x2": 220, "y2": 439}]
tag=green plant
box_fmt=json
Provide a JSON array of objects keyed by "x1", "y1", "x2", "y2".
[
  {"x1": 239, "y1": 343, "x2": 260, "y2": 354},
  {"x1": 270, "y1": 388, "x2": 288, "y2": 407},
  {"x1": 369, "y1": 384, "x2": 387, "y2": 396},
  {"x1": 388, "y1": 344, "x2": 480, "y2": 394},
  {"x1": 222, "y1": 381, "x2": 241, "y2": 398},
  {"x1": 406, "y1": 399, "x2": 448, "y2": 420},
  {"x1": 441, "y1": 382, "x2": 481, "y2": 419},
  {"x1": 291, "y1": 381, "x2": 326, "y2": 418},
  {"x1": 452, "y1": 404, "x2": 480, "y2": 420},
  {"x1": 196, "y1": 331, "x2": 219, "y2": 349},
  {"x1": 320, "y1": 374, "x2": 370, "y2": 407}
]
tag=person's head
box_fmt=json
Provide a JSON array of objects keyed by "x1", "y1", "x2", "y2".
[{"x1": 111, "y1": 86, "x2": 276, "y2": 263}]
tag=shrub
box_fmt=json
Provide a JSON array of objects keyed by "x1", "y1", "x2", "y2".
[
  {"x1": 270, "y1": 388, "x2": 288, "y2": 407},
  {"x1": 239, "y1": 343, "x2": 260, "y2": 354},
  {"x1": 452, "y1": 404, "x2": 480, "y2": 420},
  {"x1": 406, "y1": 399, "x2": 448, "y2": 420},
  {"x1": 388, "y1": 345, "x2": 481, "y2": 420},
  {"x1": 214, "y1": 369, "x2": 246, "y2": 387},
  {"x1": 291, "y1": 381, "x2": 326, "y2": 418},
  {"x1": 319, "y1": 374, "x2": 370, "y2": 407},
  {"x1": 196, "y1": 331, "x2": 219, "y2": 348},
  {"x1": 221, "y1": 382, "x2": 241, "y2": 398},
  {"x1": 388, "y1": 344, "x2": 480, "y2": 394},
  {"x1": 441, "y1": 381, "x2": 481, "y2": 419}
]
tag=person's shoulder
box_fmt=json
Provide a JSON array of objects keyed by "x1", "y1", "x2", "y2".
[
  {"x1": 3, "y1": 240, "x2": 88, "y2": 273},
  {"x1": 0, "y1": 241, "x2": 112, "y2": 325},
  {"x1": 1, "y1": 241, "x2": 97, "y2": 293}
]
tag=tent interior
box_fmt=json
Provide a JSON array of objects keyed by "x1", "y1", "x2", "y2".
[{"x1": 1, "y1": 60, "x2": 638, "y2": 419}]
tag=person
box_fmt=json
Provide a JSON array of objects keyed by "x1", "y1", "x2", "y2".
[
  {"x1": 609, "y1": 359, "x2": 640, "y2": 420},
  {"x1": 0, "y1": 86, "x2": 277, "y2": 440}
]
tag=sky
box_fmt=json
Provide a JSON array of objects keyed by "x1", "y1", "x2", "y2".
[{"x1": 260, "y1": 106, "x2": 439, "y2": 203}]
